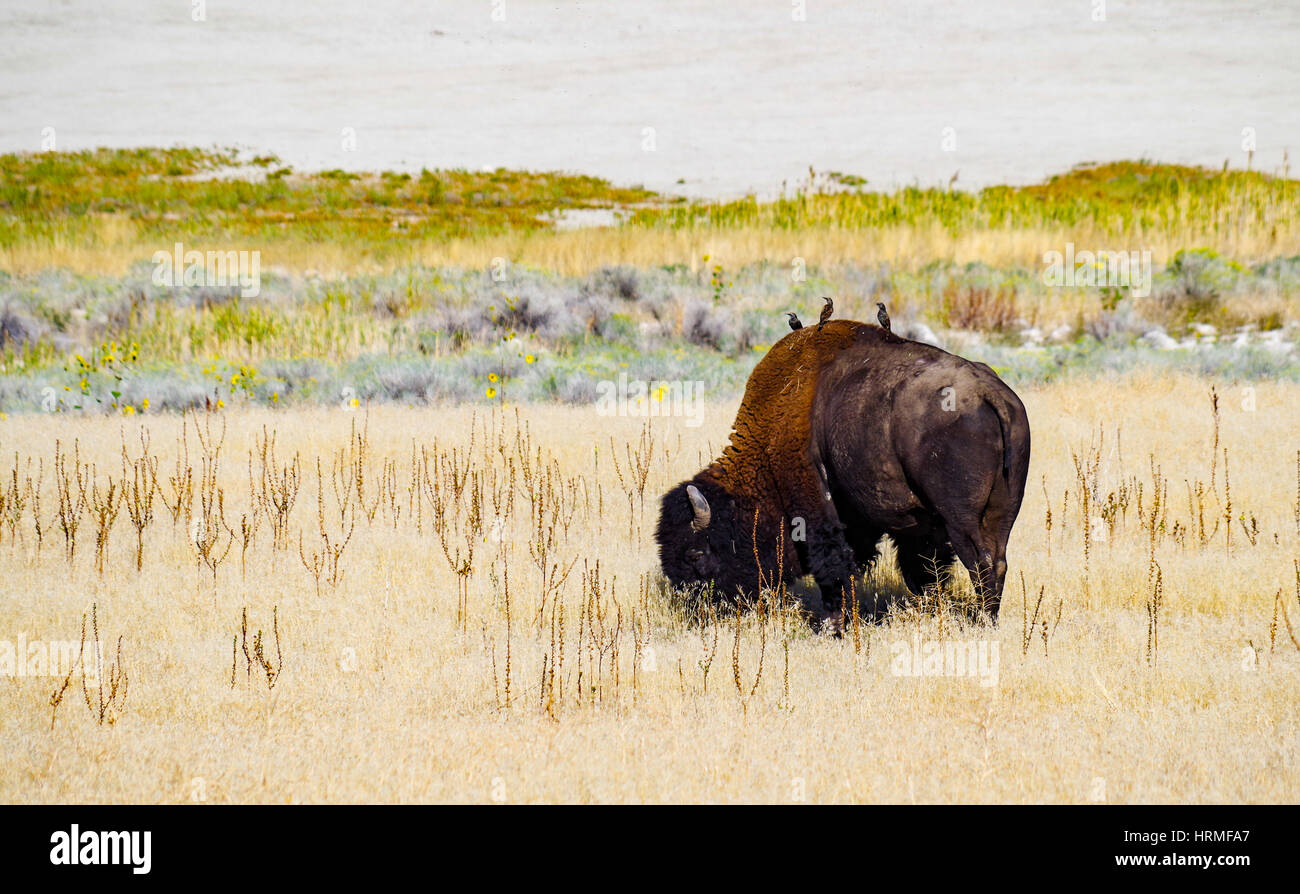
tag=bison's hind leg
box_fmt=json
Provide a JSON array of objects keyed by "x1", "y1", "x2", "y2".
[{"x1": 946, "y1": 528, "x2": 1006, "y2": 624}]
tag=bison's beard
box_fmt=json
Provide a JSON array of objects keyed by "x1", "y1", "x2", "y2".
[{"x1": 655, "y1": 477, "x2": 798, "y2": 600}]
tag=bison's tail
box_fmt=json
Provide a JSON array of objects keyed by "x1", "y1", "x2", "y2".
[{"x1": 985, "y1": 398, "x2": 1016, "y2": 481}]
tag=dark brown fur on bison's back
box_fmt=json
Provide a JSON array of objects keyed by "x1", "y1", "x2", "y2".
[{"x1": 656, "y1": 320, "x2": 1030, "y2": 625}]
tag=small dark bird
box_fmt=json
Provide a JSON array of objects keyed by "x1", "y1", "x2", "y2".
[
  {"x1": 785, "y1": 312, "x2": 803, "y2": 331},
  {"x1": 817, "y1": 296, "x2": 833, "y2": 330},
  {"x1": 876, "y1": 301, "x2": 891, "y2": 332}
]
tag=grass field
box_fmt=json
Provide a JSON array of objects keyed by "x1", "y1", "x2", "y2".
[
  {"x1": 1, "y1": 377, "x2": 1297, "y2": 803},
  {"x1": 1, "y1": 147, "x2": 1297, "y2": 803}
]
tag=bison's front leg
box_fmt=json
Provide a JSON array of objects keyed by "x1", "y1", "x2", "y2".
[
  {"x1": 805, "y1": 517, "x2": 859, "y2": 634},
  {"x1": 787, "y1": 457, "x2": 859, "y2": 634}
]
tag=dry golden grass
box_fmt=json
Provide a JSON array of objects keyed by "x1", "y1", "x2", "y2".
[
  {"x1": 1, "y1": 375, "x2": 1297, "y2": 803},
  {"x1": 417, "y1": 221, "x2": 1300, "y2": 278},
  {"x1": 6, "y1": 218, "x2": 1300, "y2": 280}
]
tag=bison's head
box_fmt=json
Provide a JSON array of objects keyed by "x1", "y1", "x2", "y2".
[{"x1": 655, "y1": 477, "x2": 789, "y2": 599}]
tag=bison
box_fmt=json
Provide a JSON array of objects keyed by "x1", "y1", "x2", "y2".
[{"x1": 656, "y1": 319, "x2": 1030, "y2": 626}]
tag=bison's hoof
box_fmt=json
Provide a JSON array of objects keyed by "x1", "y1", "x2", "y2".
[
  {"x1": 821, "y1": 611, "x2": 845, "y2": 638},
  {"x1": 965, "y1": 604, "x2": 1001, "y2": 626}
]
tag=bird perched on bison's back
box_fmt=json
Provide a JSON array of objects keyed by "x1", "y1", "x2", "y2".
[
  {"x1": 817, "y1": 296, "x2": 833, "y2": 329},
  {"x1": 876, "y1": 301, "x2": 891, "y2": 332},
  {"x1": 785, "y1": 312, "x2": 803, "y2": 331}
]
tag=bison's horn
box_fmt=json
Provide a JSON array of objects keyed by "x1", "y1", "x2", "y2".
[{"x1": 686, "y1": 485, "x2": 711, "y2": 532}]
